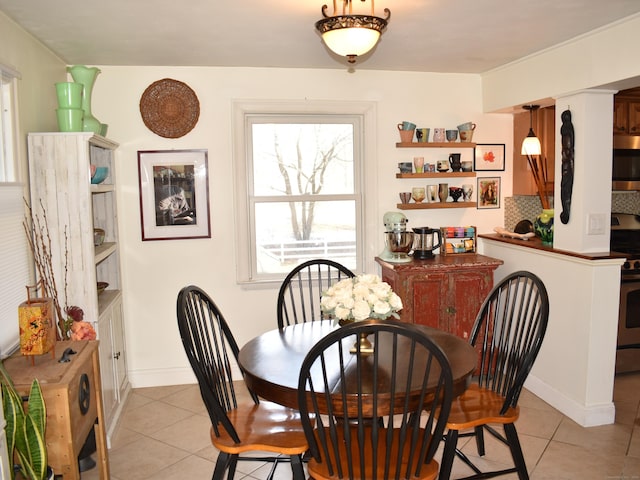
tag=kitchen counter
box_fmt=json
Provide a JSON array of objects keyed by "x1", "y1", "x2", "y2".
[{"x1": 478, "y1": 233, "x2": 624, "y2": 261}]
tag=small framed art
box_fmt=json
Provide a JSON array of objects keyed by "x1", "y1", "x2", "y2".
[
  {"x1": 477, "y1": 177, "x2": 500, "y2": 209},
  {"x1": 138, "y1": 149, "x2": 211, "y2": 241},
  {"x1": 474, "y1": 144, "x2": 505, "y2": 171}
]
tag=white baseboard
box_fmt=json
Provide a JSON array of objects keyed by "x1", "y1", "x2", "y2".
[{"x1": 524, "y1": 374, "x2": 615, "y2": 427}]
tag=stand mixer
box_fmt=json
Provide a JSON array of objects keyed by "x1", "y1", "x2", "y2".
[{"x1": 379, "y1": 212, "x2": 414, "y2": 263}]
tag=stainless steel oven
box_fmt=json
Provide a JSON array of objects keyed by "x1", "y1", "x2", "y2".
[
  {"x1": 613, "y1": 136, "x2": 640, "y2": 191},
  {"x1": 612, "y1": 213, "x2": 640, "y2": 373}
]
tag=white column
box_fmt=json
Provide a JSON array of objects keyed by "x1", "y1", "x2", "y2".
[{"x1": 553, "y1": 90, "x2": 617, "y2": 253}]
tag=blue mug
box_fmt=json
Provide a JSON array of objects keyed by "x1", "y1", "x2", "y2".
[{"x1": 397, "y1": 121, "x2": 416, "y2": 131}]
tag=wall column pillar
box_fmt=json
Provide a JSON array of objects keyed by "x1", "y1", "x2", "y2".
[{"x1": 552, "y1": 89, "x2": 617, "y2": 253}]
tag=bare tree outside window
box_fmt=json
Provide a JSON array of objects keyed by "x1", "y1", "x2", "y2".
[{"x1": 250, "y1": 121, "x2": 359, "y2": 275}]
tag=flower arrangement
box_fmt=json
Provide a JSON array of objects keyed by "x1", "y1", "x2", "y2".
[
  {"x1": 320, "y1": 274, "x2": 403, "y2": 322},
  {"x1": 65, "y1": 306, "x2": 96, "y2": 341}
]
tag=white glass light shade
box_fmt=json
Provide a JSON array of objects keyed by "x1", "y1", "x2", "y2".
[
  {"x1": 321, "y1": 27, "x2": 381, "y2": 57},
  {"x1": 521, "y1": 133, "x2": 542, "y2": 156}
]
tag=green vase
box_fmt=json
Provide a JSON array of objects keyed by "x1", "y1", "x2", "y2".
[
  {"x1": 534, "y1": 208, "x2": 554, "y2": 245},
  {"x1": 67, "y1": 65, "x2": 102, "y2": 134}
]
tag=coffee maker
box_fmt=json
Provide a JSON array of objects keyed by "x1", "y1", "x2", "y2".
[
  {"x1": 379, "y1": 212, "x2": 414, "y2": 263},
  {"x1": 412, "y1": 226, "x2": 442, "y2": 259}
]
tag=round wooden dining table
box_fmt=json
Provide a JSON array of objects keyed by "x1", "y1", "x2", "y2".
[{"x1": 238, "y1": 320, "x2": 477, "y2": 410}]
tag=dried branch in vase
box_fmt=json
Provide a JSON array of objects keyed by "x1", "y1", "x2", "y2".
[
  {"x1": 23, "y1": 199, "x2": 71, "y2": 340},
  {"x1": 525, "y1": 154, "x2": 551, "y2": 210}
]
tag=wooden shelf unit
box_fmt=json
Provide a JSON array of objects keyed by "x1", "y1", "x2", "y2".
[
  {"x1": 395, "y1": 140, "x2": 477, "y2": 208},
  {"x1": 27, "y1": 132, "x2": 129, "y2": 447}
]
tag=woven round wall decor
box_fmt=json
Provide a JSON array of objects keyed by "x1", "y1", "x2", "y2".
[{"x1": 139, "y1": 78, "x2": 200, "y2": 138}]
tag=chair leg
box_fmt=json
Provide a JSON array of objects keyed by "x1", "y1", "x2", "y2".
[
  {"x1": 504, "y1": 423, "x2": 529, "y2": 480},
  {"x1": 290, "y1": 454, "x2": 305, "y2": 480},
  {"x1": 439, "y1": 429, "x2": 459, "y2": 480},
  {"x1": 474, "y1": 425, "x2": 485, "y2": 456},
  {"x1": 212, "y1": 452, "x2": 235, "y2": 480}
]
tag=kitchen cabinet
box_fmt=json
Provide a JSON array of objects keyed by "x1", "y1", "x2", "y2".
[
  {"x1": 614, "y1": 99, "x2": 640, "y2": 135},
  {"x1": 395, "y1": 142, "x2": 477, "y2": 209},
  {"x1": 27, "y1": 132, "x2": 129, "y2": 446},
  {"x1": 512, "y1": 106, "x2": 555, "y2": 196},
  {"x1": 376, "y1": 255, "x2": 502, "y2": 340}
]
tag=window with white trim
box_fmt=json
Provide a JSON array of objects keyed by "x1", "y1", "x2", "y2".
[
  {"x1": 0, "y1": 64, "x2": 27, "y2": 359},
  {"x1": 0, "y1": 65, "x2": 19, "y2": 182},
  {"x1": 235, "y1": 107, "x2": 367, "y2": 283}
]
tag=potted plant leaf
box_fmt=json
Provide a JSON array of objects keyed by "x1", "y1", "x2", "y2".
[{"x1": 0, "y1": 362, "x2": 51, "y2": 480}]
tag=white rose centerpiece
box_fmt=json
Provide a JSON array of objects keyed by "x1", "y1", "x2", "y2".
[{"x1": 320, "y1": 274, "x2": 403, "y2": 323}]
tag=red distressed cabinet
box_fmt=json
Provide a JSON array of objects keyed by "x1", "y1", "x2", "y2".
[{"x1": 376, "y1": 255, "x2": 503, "y2": 340}]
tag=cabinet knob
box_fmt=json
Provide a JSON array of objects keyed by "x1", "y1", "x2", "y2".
[
  {"x1": 446, "y1": 306, "x2": 456, "y2": 315},
  {"x1": 113, "y1": 351, "x2": 121, "y2": 360}
]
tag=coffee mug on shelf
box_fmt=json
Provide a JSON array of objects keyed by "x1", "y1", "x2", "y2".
[
  {"x1": 399, "y1": 192, "x2": 412, "y2": 204},
  {"x1": 457, "y1": 122, "x2": 476, "y2": 132},
  {"x1": 462, "y1": 184, "x2": 473, "y2": 201},
  {"x1": 433, "y1": 128, "x2": 445, "y2": 142},
  {"x1": 397, "y1": 121, "x2": 417, "y2": 131},
  {"x1": 427, "y1": 185, "x2": 438, "y2": 202},
  {"x1": 446, "y1": 129, "x2": 458, "y2": 142},
  {"x1": 459, "y1": 129, "x2": 474, "y2": 142},
  {"x1": 438, "y1": 183, "x2": 449, "y2": 203},
  {"x1": 413, "y1": 156, "x2": 425, "y2": 173},
  {"x1": 411, "y1": 187, "x2": 426, "y2": 203},
  {"x1": 398, "y1": 162, "x2": 413, "y2": 173},
  {"x1": 415, "y1": 128, "x2": 430, "y2": 143}
]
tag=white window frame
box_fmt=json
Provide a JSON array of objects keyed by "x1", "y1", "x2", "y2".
[
  {"x1": 233, "y1": 100, "x2": 378, "y2": 284},
  {"x1": 0, "y1": 63, "x2": 20, "y2": 183}
]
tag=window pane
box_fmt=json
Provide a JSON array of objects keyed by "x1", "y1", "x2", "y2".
[
  {"x1": 251, "y1": 123, "x2": 354, "y2": 196},
  {"x1": 255, "y1": 201, "x2": 356, "y2": 274}
]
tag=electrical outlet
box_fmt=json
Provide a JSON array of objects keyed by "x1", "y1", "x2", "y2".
[{"x1": 587, "y1": 213, "x2": 607, "y2": 235}]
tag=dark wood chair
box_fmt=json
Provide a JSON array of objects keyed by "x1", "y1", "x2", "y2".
[
  {"x1": 277, "y1": 259, "x2": 355, "y2": 329},
  {"x1": 297, "y1": 319, "x2": 454, "y2": 480},
  {"x1": 176, "y1": 285, "x2": 308, "y2": 480},
  {"x1": 438, "y1": 270, "x2": 550, "y2": 480}
]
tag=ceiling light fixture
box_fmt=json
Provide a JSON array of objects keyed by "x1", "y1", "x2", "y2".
[
  {"x1": 315, "y1": 0, "x2": 390, "y2": 64},
  {"x1": 521, "y1": 104, "x2": 542, "y2": 156}
]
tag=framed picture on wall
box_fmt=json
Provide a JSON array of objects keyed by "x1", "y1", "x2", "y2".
[
  {"x1": 474, "y1": 144, "x2": 506, "y2": 171},
  {"x1": 137, "y1": 149, "x2": 211, "y2": 241},
  {"x1": 477, "y1": 177, "x2": 501, "y2": 209}
]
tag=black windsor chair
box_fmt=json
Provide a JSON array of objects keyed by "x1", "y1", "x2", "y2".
[
  {"x1": 438, "y1": 270, "x2": 550, "y2": 480},
  {"x1": 176, "y1": 285, "x2": 308, "y2": 480},
  {"x1": 297, "y1": 319, "x2": 454, "y2": 480}
]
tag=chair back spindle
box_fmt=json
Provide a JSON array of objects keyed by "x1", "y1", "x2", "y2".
[{"x1": 278, "y1": 259, "x2": 355, "y2": 329}]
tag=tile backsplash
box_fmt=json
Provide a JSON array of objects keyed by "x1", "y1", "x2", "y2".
[
  {"x1": 504, "y1": 192, "x2": 640, "y2": 231},
  {"x1": 503, "y1": 196, "x2": 550, "y2": 231},
  {"x1": 612, "y1": 191, "x2": 640, "y2": 214}
]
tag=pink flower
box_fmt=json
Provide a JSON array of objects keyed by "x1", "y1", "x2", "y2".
[{"x1": 70, "y1": 321, "x2": 96, "y2": 341}]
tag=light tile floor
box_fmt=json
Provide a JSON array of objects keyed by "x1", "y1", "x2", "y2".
[{"x1": 82, "y1": 373, "x2": 640, "y2": 479}]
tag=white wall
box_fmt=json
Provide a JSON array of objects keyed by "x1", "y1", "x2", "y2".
[
  {"x1": 482, "y1": 13, "x2": 640, "y2": 111},
  {"x1": 0, "y1": 11, "x2": 66, "y2": 183},
  {"x1": 90, "y1": 66, "x2": 513, "y2": 386},
  {"x1": 481, "y1": 239, "x2": 624, "y2": 426}
]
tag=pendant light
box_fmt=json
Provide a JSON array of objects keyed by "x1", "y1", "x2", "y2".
[
  {"x1": 315, "y1": 0, "x2": 390, "y2": 64},
  {"x1": 521, "y1": 105, "x2": 542, "y2": 156}
]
